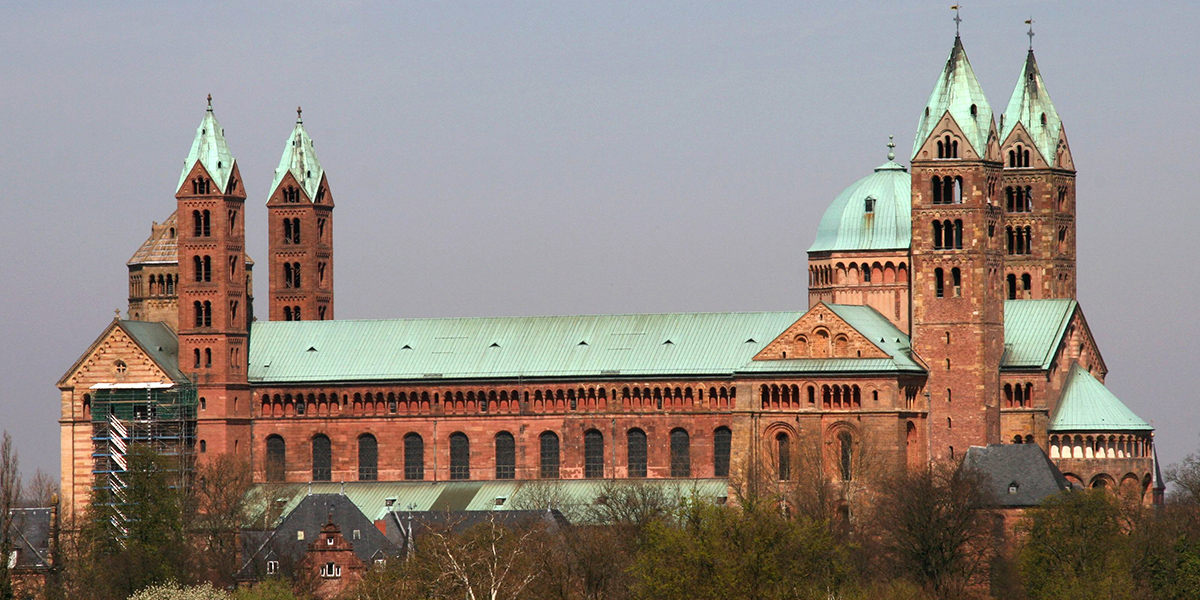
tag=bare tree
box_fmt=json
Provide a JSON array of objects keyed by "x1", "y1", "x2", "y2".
[
  {"x1": 420, "y1": 513, "x2": 543, "y2": 600},
  {"x1": 1, "y1": 431, "x2": 22, "y2": 600},
  {"x1": 189, "y1": 453, "x2": 255, "y2": 588},
  {"x1": 20, "y1": 469, "x2": 57, "y2": 508}
]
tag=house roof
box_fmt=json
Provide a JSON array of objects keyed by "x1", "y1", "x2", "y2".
[
  {"x1": 1000, "y1": 50, "x2": 1063, "y2": 167},
  {"x1": 807, "y1": 159, "x2": 912, "y2": 253},
  {"x1": 270, "y1": 115, "x2": 325, "y2": 200},
  {"x1": 177, "y1": 104, "x2": 235, "y2": 194},
  {"x1": 128, "y1": 212, "x2": 178, "y2": 265},
  {"x1": 247, "y1": 312, "x2": 805, "y2": 384},
  {"x1": 961, "y1": 444, "x2": 1072, "y2": 507},
  {"x1": 912, "y1": 36, "x2": 994, "y2": 160},
  {"x1": 1049, "y1": 365, "x2": 1152, "y2": 433},
  {"x1": 1002, "y1": 299, "x2": 1076, "y2": 370},
  {"x1": 5, "y1": 508, "x2": 52, "y2": 571}
]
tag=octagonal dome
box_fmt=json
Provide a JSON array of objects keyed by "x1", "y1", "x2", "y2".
[{"x1": 808, "y1": 160, "x2": 911, "y2": 253}]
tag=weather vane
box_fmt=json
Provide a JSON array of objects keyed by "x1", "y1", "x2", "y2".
[
  {"x1": 951, "y1": 4, "x2": 962, "y2": 36},
  {"x1": 1025, "y1": 17, "x2": 1035, "y2": 51}
]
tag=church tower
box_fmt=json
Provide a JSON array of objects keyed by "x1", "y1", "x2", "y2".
[
  {"x1": 909, "y1": 36, "x2": 1005, "y2": 461},
  {"x1": 267, "y1": 108, "x2": 334, "y2": 322},
  {"x1": 999, "y1": 41, "x2": 1076, "y2": 299},
  {"x1": 175, "y1": 98, "x2": 251, "y2": 457}
]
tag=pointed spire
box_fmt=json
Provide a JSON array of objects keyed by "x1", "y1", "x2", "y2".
[
  {"x1": 178, "y1": 99, "x2": 235, "y2": 193},
  {"x1": 912, "y1": 35, "x2": 994, "y2": 160},
  {"x1": 1000, "y1": 44, "x2": 1063, "y2": 167},
  {"x1": 271, "y1": 110, "x2": 325, "y2": 200}
]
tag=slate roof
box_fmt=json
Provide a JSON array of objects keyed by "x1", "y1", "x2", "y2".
[
  {"x1": 807, "y1": 159, "x2": 912, "y2": 253},
  {"x1": 6, "y1": 508, "x2": 53, "y2": 571},
  {"x1": 1002, "y1": 299, "x2": 1076, "y2": 370},
  {"x1": 1000, "y1": 50, "x2": 1063, "y2": 167},
  {"x1": 1049, "y1": 365, "x2": 1152, "y2": 432},
  {"x1": 121, "y1": 320, "x2": 188, "y2": 383},
  {"x1": 128, "y1": 212, "x2": 178, "y2": 265},
  {"x1": 237, "y1": 493, "x2": 398, "y2": 582},
  {"x1": 961, "y1": 444, "x2": 1072, "y2": 507},
  {"x1": 270, "y1": 116, "x2": 325, "y2": 200},
  {"x1": 177, "y1": 105, "x2": 235, "y2": 193},
  {"x1": 912, "y1": 36, "x2": 994, "y2": 160}
]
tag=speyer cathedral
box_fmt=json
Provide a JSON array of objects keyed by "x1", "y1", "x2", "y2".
[{"x1": 57, "y1": 33, "x2": 1162, "y2": 520}]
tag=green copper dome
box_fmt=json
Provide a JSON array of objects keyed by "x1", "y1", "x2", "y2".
[{"x1": 808, "y1": 159, "x2": 911, "y2": 253}]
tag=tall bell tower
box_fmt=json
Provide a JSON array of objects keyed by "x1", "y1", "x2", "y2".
[
  {"x1": 175, "y1": 97, "x2": 251, "y2": 457},
  {"x1": 909, "y1": 36, "x2": 1005, "y2": 461},
  {"x1": 267, "y1": 108, "x2": 334, "y2": 322},
  {"x1": 998, "y1": 35, "x2": 1076, "y2": 300}
]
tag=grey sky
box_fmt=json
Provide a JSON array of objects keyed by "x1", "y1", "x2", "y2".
[{"x1": 2, "y1": 1, "x2": 1197, "y2": 479}]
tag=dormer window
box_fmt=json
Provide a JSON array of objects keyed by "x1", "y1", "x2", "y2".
[
  {"x1": 1008, "y1": 482, "x2": 1019, "y2": 495},
  {"x1": 266, "y1": 560, "x2": 278, "y2": 575},
  {"x1": 970, "y1": 104, "x2": 977, "y2": 117},
  {"x1": 326, "y1": 537, "x2": 334, "y2": 546},
  {"x1": 321, "y1": 562, "x2": 341, "y2": 578},
  {"x1": 864, "y1": 196, "x2": 875, "y2": 213}
]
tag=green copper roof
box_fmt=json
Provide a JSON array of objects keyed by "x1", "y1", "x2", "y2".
[
  {"x1": 912, "y1": 36, "x2": 994, "y2": 160},
  {"x1": 270, "y1": 114, "x2": 325, "y2": 200},
  {"x1": 807, "y1": 159, "x2": 911, "y2": 253},
  {"x1": 1000, "y1": 50, "x2": 1063, "y2": 167},
  {"x1": 1049, "y1": 365, "x2": 1151, "y2": 432},
  {"x1": 1002, "y1": 299, "x2": 1076, "y2": 370},
  {"x1": 248, "y1": 311, "x2": 806, "y2": 383},
  {"x1": 177, "y1": 105, "x2": 235, "y2": 193}
]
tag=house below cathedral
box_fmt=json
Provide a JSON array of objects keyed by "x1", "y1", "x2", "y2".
[{"x1": 57, "y1": 33, "x2": 1163, "y2": 526}]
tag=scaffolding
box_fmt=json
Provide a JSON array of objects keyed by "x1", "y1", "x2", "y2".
[{"x1": 90, "y1": 382, "x2": 197, "y2": 539}]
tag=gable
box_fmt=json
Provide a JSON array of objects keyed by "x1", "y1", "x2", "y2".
[
  {"x1": 59, "y1": 320, "x2": 184, "y2": 389},
  {"x1": 754, "y1": 303, "x2": 890, "y2": 361},
  {"x1": 999, "y1": 121, "x2": 1053, "y2": 169},
  {"x1": 916, "y1": 111, "x2": 983, "y2": 161},
  {"x1": 1055, "y1": 126, "x2": 1075, "y2": 171}
]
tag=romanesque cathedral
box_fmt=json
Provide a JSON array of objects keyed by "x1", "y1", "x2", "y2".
[{"x1": 57, "y1": 34, "x2": 1161, "y2": 519}]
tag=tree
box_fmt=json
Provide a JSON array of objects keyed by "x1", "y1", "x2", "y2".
[
  {"x1": 1167, "y1": 451, "x2": 1200, "y2": 507},
  {"x1": 189, "y1": 454, "x2": 255, "y2": 588},
  {"x1": 20, "y1": 468, "x2": 58, "y2": 508},
  {"x1": 872, "y1": 463, "x2": 996, "y2": 598},
  {"x1": 1018, "y1": 489, "x2": 1134, "y2": 600},
  {"x1": 0, "y1": 431, "x2": 22, "y2": 600}
]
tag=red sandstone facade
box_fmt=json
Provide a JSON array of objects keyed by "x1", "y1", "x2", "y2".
[{"x1": 58, "y1": 35, "x2": 1160, "y2": 520}]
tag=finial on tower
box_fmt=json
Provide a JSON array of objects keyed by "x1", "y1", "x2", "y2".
[
  {"x1": 951, "y1": 4, "x2": 962, "y2": 37},
  {"x1": 206, "y1": 94, "x2": 212, "y2": 111},
  {"x1": 887, "y1": 135, "x2": 895, "y2": 161},
  {"x1": 1025, "y1": 17, "x2": 1035, "y2": 51},
  {"x1": 297, "y1": 106, "x2": 303, "y2": 123}
]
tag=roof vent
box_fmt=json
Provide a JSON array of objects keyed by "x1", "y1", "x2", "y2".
[
  {"x1": 307, "y1": 347, "x2": 317, "y2": 352},
  {"x1": 384, "y1": 497, "x2": 396, "y2": 507},
  {"x1": 489, "y1": 342, "x2": 500, "y2": 348},
  {"x1": 744, "y1": 338, "x2": 757, "y2": 344},
  {"x1": 662, "y1": 340, "x2": 674, "y2": 346},
  {"x1": 401, "y1": 344, "x2": 412, "y2": 350},
  {"x1": 578, "y1": 341, "x2": 588, "y2": 346}
]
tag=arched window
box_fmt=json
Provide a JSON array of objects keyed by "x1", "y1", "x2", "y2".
[
  {"x1": 204, "y1": 347, "x2": 212, "y2": 367},
  {"x1": 1021, "y1": 273, "x2": 1032, "y2": 298},
  {"x1": 1006, "y1": 274, "x2": 1017, "y2": 300},
  {"x1": 358, "y1": 434, "x2": 378, "y2": 481},
  {"x1": 283, "y1": 306, "x2": 293, "y2": 321},
  {"x1": 712, "y1": 426, "x2": 732, "y2": 477},
  {"x1": 935, "y1": 268, "x2": 945, "y2": 298},
  {"x1": 283, "y1": 218, "x2": 293, "y2": 243},
  {"x1": 838, "y1": 431, "x2": 853, "y2": 481},
  {"x1": 292, "y1": 262, "x2": 302, "y2": 288},
  {"x1": 540, "y1": 432, "x2": 560, "y2": 479},
  {"x1": 932, "y1": 221, "x2": 943, "y2": 249},
  {"x1": 266, "y1": 435, "x2": 285, "y2": 482},
  {"x1": 584, "y1": 429, "x2": 604, "y2": 478},
  {"x1": 951, "y1": 268, "x2": 962, "y2": 297},
  {"x1": 495, "y1": 432, "x2": 516, "y2": 480},
  {"x1": 202, "y1": 301, "x2": 212, "y2": 327},
  {"x1": 627, "y1": 428, "x2": 648, "y2": 478},
  {"x1": 291, "y1": 218, "x2": 301, "y2": 244},
  {"x1": 953, "y1": 220, "x2": 963, "y2": 248},
  {"x1": 312, "y1": 434, "x2": 332, "y2": 481},
  {"x1": 292, "y1": 306, "x2": 301, "y2": 321},
  {"x1": 776, "y1": 432, "x2": 791, "y2": 481},
  {"x1": 404, "y1": 433, "x2": 424, "y2": 480},
  {"x1": 670, "y1": 428, "x2": 690, "y2": 477},
  {"x1": 931, "y1": 176, "x2": 943, "y2": 205},
  {"x1": 192, "y1": 210, "x2": 203, "y2": 237},
  {"x1": 953, "y1": 176, "x2": 963, "y2": 204},
  {"x1": 449, "y1": 432, "x2": 470, "y2": 480}
]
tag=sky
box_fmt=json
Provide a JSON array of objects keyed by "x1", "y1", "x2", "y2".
[{"x1": 1, "y1": 1, "x2": 1198, "y2": 481}]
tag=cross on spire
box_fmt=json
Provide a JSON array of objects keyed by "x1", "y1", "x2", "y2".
[
  {"x1": 206, "y1": 94, "x2": 212, "y2": 111},
  {"x1": 297, "y1": 106, "x2": 303, "y2": 123},
  {"x1": 951, "y1": 4, "x2": 962, "y2": 36},
  {"x1": 1025, "y1": 17, "x2": 1035, "y2": 51},
  {"x1": 887, "y1": 135, "x2": 895, "y2": 161}
]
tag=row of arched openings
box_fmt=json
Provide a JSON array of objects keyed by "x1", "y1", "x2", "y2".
[
  {"x1": 1006, "y1": 273, "x2": 1033, "y2": 300},
  {"x1": 1006, "y1": 186, "x2": 1033, "y2": 213},
  {"x1": 283, "y1": 306, "x2": 303, "y2": 321},
  {"x1": 932, "y1": 220, "x2": 963, "y2": 249},
  {"x1": 934, "y1": 267, "x2": 962, "y2": 298},
  {"x1": 282, "y1": 218, "x2": 302, "y2": 244},
  {"x1": 1006, "y1": 225, "x2": 1033, "y2": 255},
  {"x1": 192, "y1": 209, "x2": 211, "y2": 237},
  {"x1": 146, "y1": 274, "x2": 176, "y2": 296},
  {"x1": 759, "y1": 384, "x2": 864, "y2": 410},
  {"x1": 930, "y1": 175, "x2": 964, "y2": 205},
  {"x1": 809, "y1": 262, "x2": 909, "y2": 287},
  {"x1": 263, "y1": 426, "x2": 733, "y2": 483},
  {"x1": 1008, "y1": 145, "x2": 1031, "y2": 168},
  {"x1": 936, "y1": 135, "x2": 959, "y2": 159},
  {"x1": 1004, "y1": 382, "x2": 1033, "y2": 408},
  {"x1": 192, "y1": 300, "x2": 212, "y2": 327},
  {"x1": 283, "y1": 262, "x2": 302, "y2": 288},
  {"x1": 192, "y1": 177, "x2": 211, "y2": 196},
  {"x1": 1049, "y1": 434, "x2": 1152, "y2": 460},
  {"x1": 192, "y1": 255, "x2": 212, "y2": 282}
]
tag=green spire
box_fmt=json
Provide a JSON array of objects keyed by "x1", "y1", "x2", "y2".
[
  {"x1": 1000, "y1": 50, "x2": 1063, "y2": 167},
  {"x1": 270, "y1": 106, "x2": 325, "y2": 201},
  {"x1": 912, "y1": 37, "x2": 994, "y2": 160},
  {"x1": 177, "y1": 96, "x2": 235, "y2": 194}
]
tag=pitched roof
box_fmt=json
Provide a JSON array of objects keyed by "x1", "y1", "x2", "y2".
[
  {"x1": 1049, "y1": 365, "x2": 1152, "y2": 432},
  {"x1": 128, "y1": 212, "x2": 178, "y2": 265},
  {"x1": 177, "y1": 106, "x2": 235, "y2": 193},
  {"x1": 1002, "y1": 299, "x2": 1076, "y2": 370},
  {"x1": 247, "y1": 312, "x2": 805, "y2": 384},
  {"x1": 5, "y1": 508, "x2": 53, "y2": 571},
  {"x1": 1000, "y1": 50, "x2": 1063, "y2": 167},
  {"x1": 961, "y1": 444, "x2": 1072, "y2": 507},
  {"x1": 807, "y1": 159, "x2": 912, "y2": 253},
  {"x1": 270, "y1": 116, "x2": 324, "y2": 200},
  {"x1": 121, "y1": 320, "x2": 188, "y2": 383},
  {"x1": 739, "y1": 304, "x2": 921, "y2": 374},
  {"x1": 912, "y1": 36, "x2": 994, "y2": 160}
]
